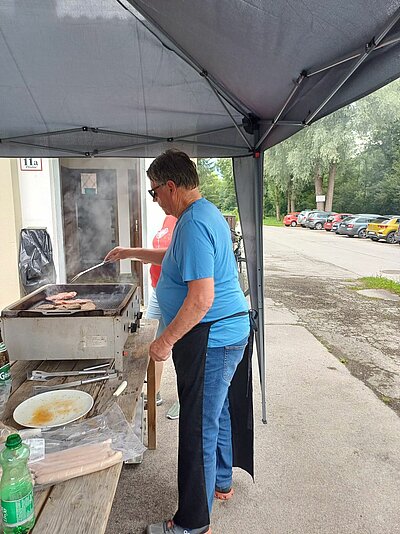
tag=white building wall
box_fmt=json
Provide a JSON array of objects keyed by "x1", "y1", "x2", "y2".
[
  {"x1": 17, "y1": 158, "x2": 65, "y2": 283},
  {"x1": 0, "y1": 159, "x2": 21, "y2": 309}
]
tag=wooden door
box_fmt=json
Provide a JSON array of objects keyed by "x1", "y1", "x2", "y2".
[{"x1": 129, "y1": 166, "x2": 143, "y2": 288}]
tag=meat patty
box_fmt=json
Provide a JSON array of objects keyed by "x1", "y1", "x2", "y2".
[
  {"x1": 57, "y1": 303, "x2": 82, "y2": 310},
  {"x1": 36, "y1": 303, "x2": 56, "y2": 310},
  {"x1": 46, "y1": 291, "x2": 77, "y2": 302},
  {"x1": 80, "y1": 302, "x2": 96, "y2": 311},
  {"x1": 52, "y1": 298, "x2": 91, "y2": 306}
]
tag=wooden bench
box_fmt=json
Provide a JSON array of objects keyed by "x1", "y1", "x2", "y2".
[{"x1": 2, "y1": 319, "x2": 157, "y2": 533}]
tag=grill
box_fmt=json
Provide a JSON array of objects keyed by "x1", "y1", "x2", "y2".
[
  {"x1": 1, "y1": 284, "x2": 141, "y2": 370},
  {"x1": 2, "y1": 284, "x2": 136, "y2": 317}
]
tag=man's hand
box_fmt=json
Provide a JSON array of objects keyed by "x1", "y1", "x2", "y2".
[
  {"x1": 149, "y1": 336, "x2": 173, "y2": 362},
  {"x1": 104, "y1": 246, "x2": 130, "y2": 263}
]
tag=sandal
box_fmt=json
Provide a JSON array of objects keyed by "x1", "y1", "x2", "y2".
[
  {"x1": 146, "y1": 519, "x2": 211, "y2": 534},
  {"x1": 214, "y1": 486, "x2": 234, "y2": 501}
]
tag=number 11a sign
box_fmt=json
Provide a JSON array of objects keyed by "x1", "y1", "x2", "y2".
[{"x1": 20, "y1": 158, "x2": 42, "y2": 171}]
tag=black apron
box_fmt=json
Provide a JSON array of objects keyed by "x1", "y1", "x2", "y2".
[{"x1": 172, "y1": 311, "x2": 255, "y2": 529}]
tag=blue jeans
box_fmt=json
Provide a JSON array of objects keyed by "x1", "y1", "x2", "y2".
[{"x1": 202, "y1": 336, "x2": 248, "y2": 515}]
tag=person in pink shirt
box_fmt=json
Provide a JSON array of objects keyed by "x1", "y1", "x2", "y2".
[{"x1": 146, "y1": 215, "x2": 179, "y2": 419}]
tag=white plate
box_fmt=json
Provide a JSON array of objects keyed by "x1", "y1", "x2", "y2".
[{"x1": 13, "y1": 390, "x2": 94, "y2": 429}]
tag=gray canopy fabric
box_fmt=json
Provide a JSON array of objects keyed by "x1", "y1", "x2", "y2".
[
  {"x1": 1, "y1": 1, "x2": 400, "y2": 421},
  {"x1": 1, "y1": 1, "x2": 399, "y2": 158}
]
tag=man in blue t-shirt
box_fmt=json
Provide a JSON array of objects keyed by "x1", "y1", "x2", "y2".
[{"x1": 106, "y1": 150, "x2": 250, "y2": 534}]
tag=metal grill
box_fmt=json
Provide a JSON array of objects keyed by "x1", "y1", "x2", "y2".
[{"x1": 2, "y1": 284, "x2": 136, "y2": 318}]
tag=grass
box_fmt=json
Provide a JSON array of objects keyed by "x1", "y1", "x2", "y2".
[
  {"x1": 263, "y1": 217, "x2": 284, "y2": 226},
  {"x1": 352, "y1": 276, "x2": 400, "y2": 296}
]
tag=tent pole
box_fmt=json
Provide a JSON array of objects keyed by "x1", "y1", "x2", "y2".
[
  {"x1": 305, "y1": 6, "x2": 400, "y2": 124},
  {"x1": 4, "y1": 139, "x2": 87, "y2": 156},
  {"x1": 254, "y1": 153, "x2": 267, "y2": 423},
  {"x1": 204, "y1": 81, "x2": 253, "y2": 151},
  {"x1": 2, "y1": 127, "x2": 83, "y2": 142},
  {"x1": 232, "y1": 153, "x2": 267, "y2": 423},
  {"x1": 95, "y1": 139, "x2": 249, "y2": 156},
  {"x1": 255, "y1": 73, "x2": 306, "y2": 151},
  {"x1": 308, "y1": 31, "x2": 400, "y2": 77},
  {"x1": 123, "y1": 0, "x2": 253, "y2": 118}
]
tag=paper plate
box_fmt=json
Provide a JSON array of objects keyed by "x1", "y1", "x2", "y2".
[{"x1": 13, "y1": 390, "x2": 94, "y2": 429}]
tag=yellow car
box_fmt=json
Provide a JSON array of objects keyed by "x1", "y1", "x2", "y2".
[{"x1": 366, "y1": 216, "x2": 400, "y2": 243}]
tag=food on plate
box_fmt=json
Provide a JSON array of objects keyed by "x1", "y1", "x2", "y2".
[{"x1": 46, "y1": 291, "x2": 77, "y2": 302}]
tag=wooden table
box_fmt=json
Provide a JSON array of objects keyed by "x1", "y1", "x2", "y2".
[{"x1": 2, "y1": 319, "x2": 157, "y2": 533}]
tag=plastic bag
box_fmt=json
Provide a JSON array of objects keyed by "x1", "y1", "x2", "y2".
[
  {"x1": 19, "y1": 228, "x2": 56, "y2": 294},
  {"x1": 0, "y1": 419, "x2": 15, "y2": 444},
  {"x1": 0, "y1": 382, "x2": 12, "y2": 420},
  {"x1": 30, "y1": 403, "x2": 146, "y2": 488}
]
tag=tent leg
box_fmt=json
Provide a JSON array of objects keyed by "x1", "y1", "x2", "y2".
[
  {"x1": 254, "y1": 155, "x2": 267, "y2": 424},
  {"x1": 232, "y1": 154, "x2": 267, "y2": 423}
]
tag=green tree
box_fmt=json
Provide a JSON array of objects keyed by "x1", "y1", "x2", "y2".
[
  {"x1": 287, "y1": 108, "x2": 354, "y2": 211},
  {"x1": 198, "y1": 159, "x2": 223, "y2": 207},
  {"x1": 215, "y1": 158, "x2": 237, "y2": 214},
  {"x1": 263, "y1": 78, "x2": 400, "y2": 216}
]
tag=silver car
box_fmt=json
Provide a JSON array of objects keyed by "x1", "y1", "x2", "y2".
[
  {"x1": 337, "y1": 214, "x2": 383, "y2": 238},
  {"x1": 297, "y1": 209, "x2": 318, "y2": 227},
  {"x1": 305, "y1": 211, "x2": 333, "y2": 230}
]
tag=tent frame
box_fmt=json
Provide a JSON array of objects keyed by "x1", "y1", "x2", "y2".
[{"x1": 1, "y1": 2, "x2": 399, "y2": 423}]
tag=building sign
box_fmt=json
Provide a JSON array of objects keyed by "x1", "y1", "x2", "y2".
[
  {"x1": 20, "y1": 158, "x2": 42, "y2": 171},
  {"x1": 316, "y1": 195, "x2": 326, "y2": 202}
]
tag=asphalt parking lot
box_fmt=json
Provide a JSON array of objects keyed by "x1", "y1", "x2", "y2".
[{"x1": 264, "y1": 225, "x2": 400, "y2": 414}]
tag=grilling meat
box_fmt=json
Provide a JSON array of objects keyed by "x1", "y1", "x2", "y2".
[
  {"x1": 37, "y1": 294, "x2": 95, "y2": 312},
  {"x1": 80, "y1": 302, "x2": 96, "y2": 311},
  {"x1": 58, "y1": 303, "x2": 82, "y2": 310},
  {"x1": 46, "y1": 292, "x2": 77, "y2": 302},
  {"x1": 36, "y1": 303, "x2": 56, "y2": 310},
  {"x1": 52, "y1": 298, "x2": 91, "y2": 306}
]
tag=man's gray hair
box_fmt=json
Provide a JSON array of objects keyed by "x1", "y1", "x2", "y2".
[{"x1": 147, "y1": 149, "x2": 199, "y2": 189}]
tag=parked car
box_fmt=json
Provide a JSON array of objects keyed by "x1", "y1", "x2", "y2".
[
  {"x1": 336, "y1": 214, "x2": 385, "y2": 238},
  {"x1": 366, "y1": 216, "x2": 400, "y2": 243},
  {"x1": 283, "y1": 212, "x2": 300, "y2": 227},
  {"x1": 332, "y1": 216, "x2": 353, "y2": 233},
  {"x1": 305, "y1": 211, "x2": 334, "y2": 230},
  {"x1": 395, "y1": 226, "x2": 400, "y2": 245},
  {"x1": 297, "y1": 209, "x2": 318, "y2": 227},
  {"x1": 324, "y1": 213, "x2": 352, "y2": 231}
]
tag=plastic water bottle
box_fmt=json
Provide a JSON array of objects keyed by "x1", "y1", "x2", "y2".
[{"x1": 0, "y1": 434, "x2": 35, "y2": 533}]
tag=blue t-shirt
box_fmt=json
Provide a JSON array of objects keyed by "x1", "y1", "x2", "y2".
[{"x1": 156, "y1": 198, "x2": 249, "y2": 347}]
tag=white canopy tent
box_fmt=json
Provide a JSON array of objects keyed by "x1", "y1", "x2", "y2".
[{"x1": 1, "y1": 0, "x2": 400, "y2": 421}]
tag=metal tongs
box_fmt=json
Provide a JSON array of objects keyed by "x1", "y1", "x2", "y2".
[
  {"x1": 33, "y1": 373, "x2": 118, "y2": 394},
  {"x1": 28, "y1": 368, "x2": 112, "y2": 382},
  {"x1": 70, "y1": 260, "x2": 110, "y2": 283}
]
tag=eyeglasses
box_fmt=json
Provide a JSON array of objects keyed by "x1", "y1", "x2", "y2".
[{"x1": 148, "y1": 184, "x2": 164, "y2": 199}]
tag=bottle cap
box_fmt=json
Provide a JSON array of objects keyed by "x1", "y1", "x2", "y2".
[{"x1": 5, "y1": 434, "x2": 22, "y2": 450}]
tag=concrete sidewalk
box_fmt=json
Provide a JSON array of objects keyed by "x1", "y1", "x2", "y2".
[{"x1": 107, "y1": 299, "x2": 400, "y2": 534}]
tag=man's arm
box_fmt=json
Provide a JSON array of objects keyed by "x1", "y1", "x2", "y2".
[
  {"x1": 105, "y1": 246, "x2": 167, "y2": 265},
  {"x1": 149, "y1": 277, "x2": 214, "y2": 361}
]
